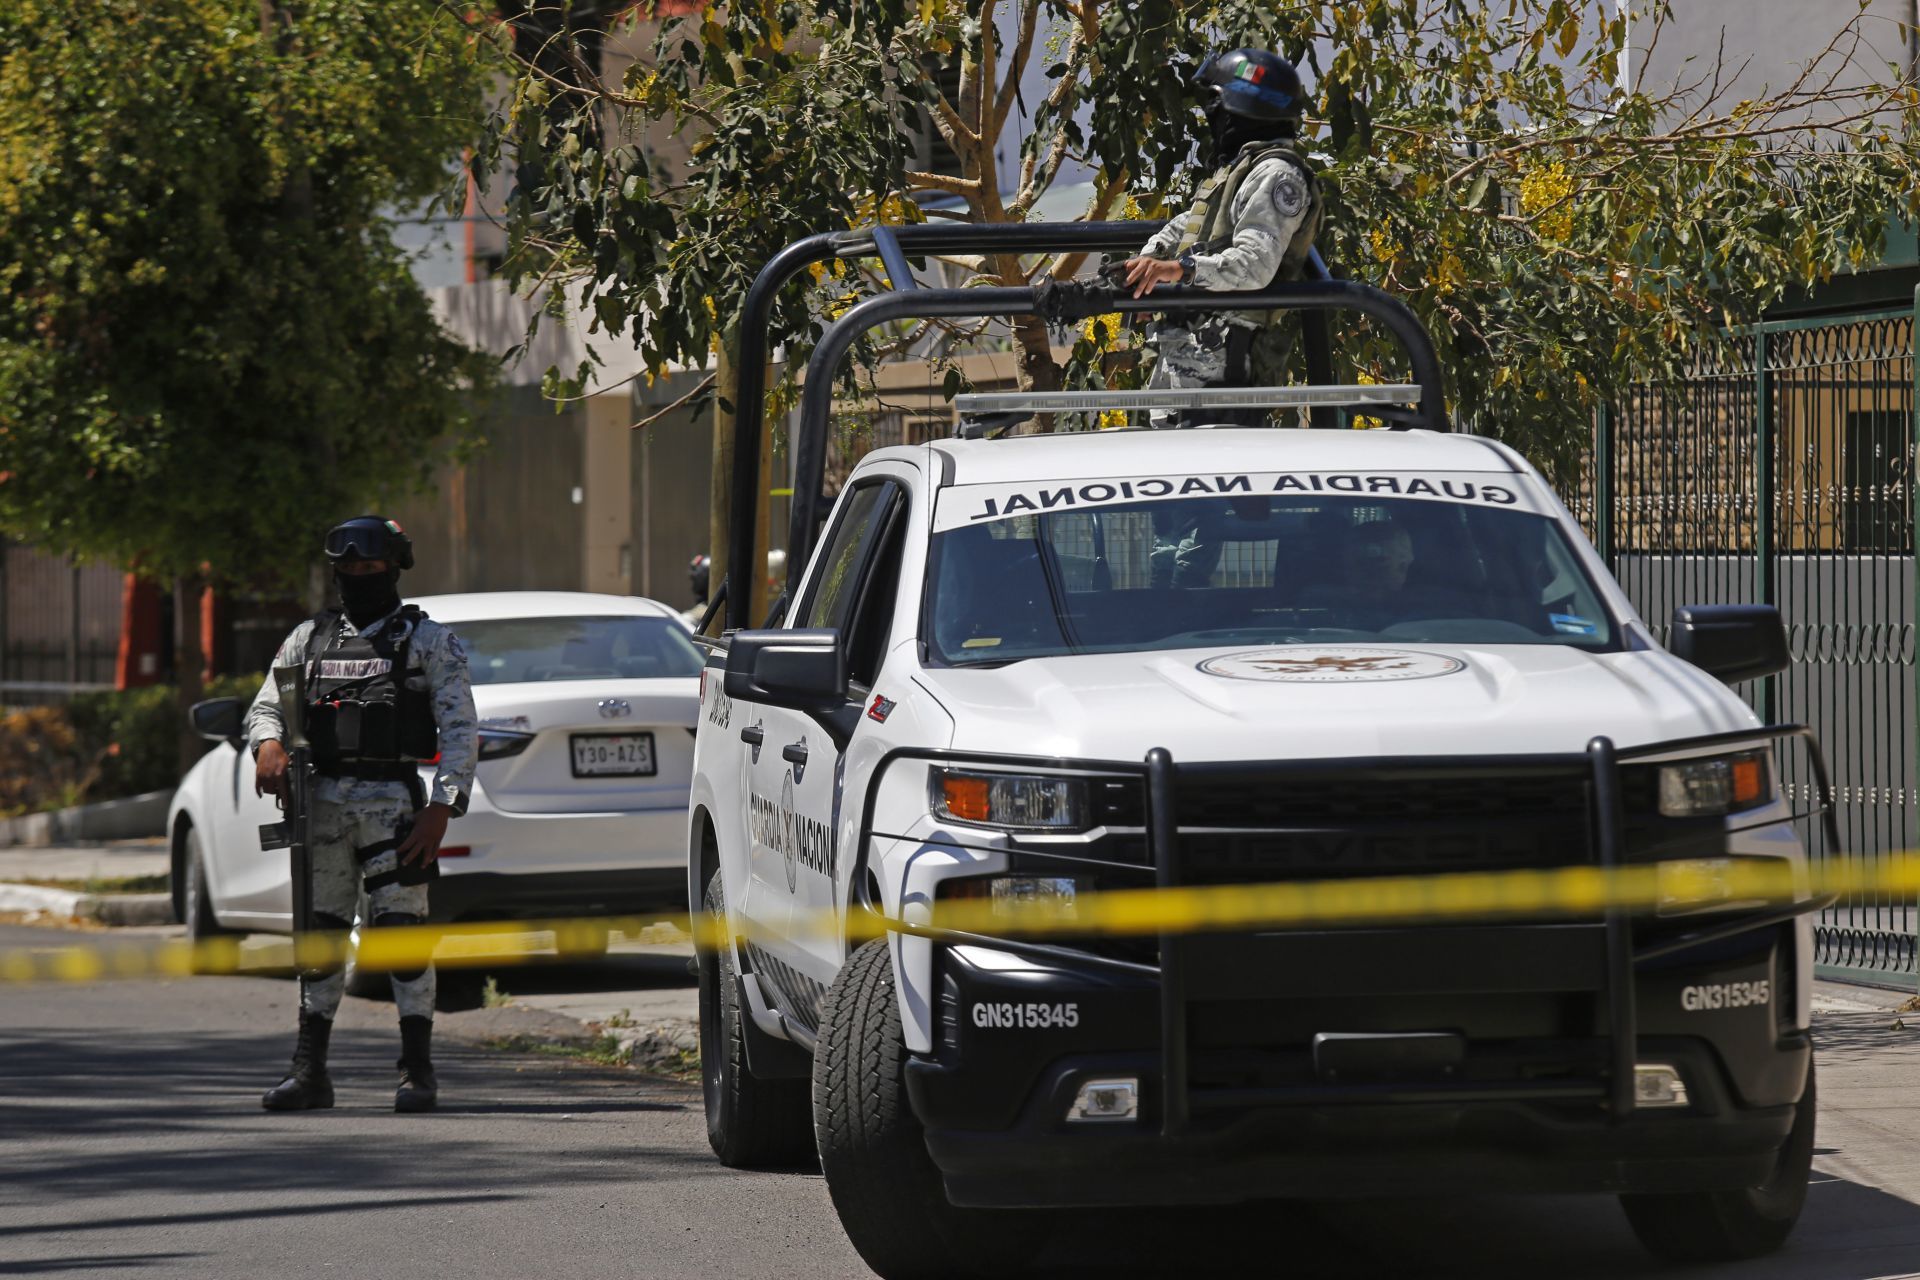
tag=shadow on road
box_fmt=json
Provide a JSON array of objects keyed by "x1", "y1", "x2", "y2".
[
  {"x1": 0, "y1": 1251, "x2": 205, "y2": 1275},
  {"x1": 1025, "y1": 1171, "x2": 1920, "y2": 1278},
  {"x1": 0, "y1": 1011, "x2": 707, "y2": 1219}
]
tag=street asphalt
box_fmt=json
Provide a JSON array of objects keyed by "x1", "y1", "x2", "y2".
[{"x1": 5, "y1": 922, "x2": 1920, "y2": 1278}]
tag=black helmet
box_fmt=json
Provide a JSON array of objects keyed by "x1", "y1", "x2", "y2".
[
  {"x1": 688, "y1": 553, "x2": 711, "y2": 600},
  {"x1": 323, "y1": 515, "x2": 414, "y2": 570},
  {"x1": 1196, "y1": 48, "x2": 1305, "y2": 123}
]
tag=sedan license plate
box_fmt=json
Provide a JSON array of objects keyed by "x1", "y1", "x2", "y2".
[{"x1": 569, "y1": 732, "x2": 656, "y2": 778}]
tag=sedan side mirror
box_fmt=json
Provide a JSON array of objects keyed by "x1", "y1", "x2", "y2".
[
  {"x1": 189, "y1": 696, "x2": 246, "y2": 745},
  {"x1": 723, "y1": 629, "x2": 847, "y2": 713},
  {"x1": 1669, "y1": 605, "x2": 1790, "y2": 684}
]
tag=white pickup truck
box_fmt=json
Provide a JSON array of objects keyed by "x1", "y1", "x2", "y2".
[{"x1": 685, "y1": 251, "x2": 1828, "y2": 1279}]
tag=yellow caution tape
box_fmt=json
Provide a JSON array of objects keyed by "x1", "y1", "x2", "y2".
[{"x1": 0, "y1": 854, "x2": 1910, "y2": 985}]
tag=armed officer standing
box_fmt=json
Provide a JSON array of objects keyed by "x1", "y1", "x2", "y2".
[
  {"x1": 246, "y1": 516, "x2": 477, "y2": 1113},
  {"x1": 1123, "y1": 48, "x2": 1322, "y2": 394}
]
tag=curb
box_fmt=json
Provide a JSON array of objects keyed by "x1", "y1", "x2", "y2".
[
  {"x1": 0, "y1": 790, "x2": 174, "y2": 848},
  {"x1": 77, "y1": 893, "x2": 177, "y2": 927},
  {"x1": 612, "y1": 1018, "x2": 699, "y2": 1071},
  {"x1": 0, "y1": 881, "x2": 174, "y2": 927}
]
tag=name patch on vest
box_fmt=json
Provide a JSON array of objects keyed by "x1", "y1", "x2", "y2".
[{"x1": 317, "y1": 658, "x2": 393, "y2": 680}]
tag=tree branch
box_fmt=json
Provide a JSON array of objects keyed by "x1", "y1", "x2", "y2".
[
  {"x1": 990, "y1": 0, "x2": 1040, "y2": 141},
  {"x1": 904, "y1": 168, "x2": 982, "y2": 198},
  {"x1": 631, "y1": 371, "x2": 717, "y2": 430}
]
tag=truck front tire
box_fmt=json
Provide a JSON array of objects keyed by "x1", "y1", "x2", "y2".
[
  {"x1": 814, "y1": 939, "x2": 1049, "y2": 1280},
  {"x1": 698, "y1": 870, "x2": 814, "y2": 1167},
  {"x1": 1620, "y1": 1060, "x2": 1816, "y2": 1262}
]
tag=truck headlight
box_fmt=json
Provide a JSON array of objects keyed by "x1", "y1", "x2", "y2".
[
  {"x1": 939, "y1": 874, "x2": 1080, "y2": 920},
  {"x1": 1654, "y1": 857, "x2": 1779, "y2": 916},
  {"x1": 931, "y1": 768, "x2": 1089, "y2": 831},
  {"x1": 1656, "y1": 751, "x2": 1771, "y2": 817}
]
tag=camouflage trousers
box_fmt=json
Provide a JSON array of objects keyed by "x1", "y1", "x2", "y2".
[
  {"x1": 1145, "y1": 320, "x2": 1255, "y2": 428},
  {"x1": 1145, "y1": 321, "x2": 1233, "y2": 391},
  {"x1": 301, "y1": 777, "x2": 434, "y2": 1021}
]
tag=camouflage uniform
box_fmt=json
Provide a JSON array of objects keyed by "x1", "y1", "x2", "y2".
[
  {"x1": 1138, "y1": 145, "x2": 1316, "y2": 390},
  {"x1": 245, "y1": 606, "x2": 477, "y2": 1020}
]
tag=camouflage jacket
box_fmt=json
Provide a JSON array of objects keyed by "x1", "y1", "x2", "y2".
[
  {"x1": 244, "y1": 606, "x2": 478, "y2": 816},
  {"x1": 1139, "y1": 144, "x2": 1314, "y2": 314}
]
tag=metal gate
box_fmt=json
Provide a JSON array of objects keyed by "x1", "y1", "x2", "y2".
[{"x1": 1583, "y1": 302, "x2": 1918, "y2": 988}]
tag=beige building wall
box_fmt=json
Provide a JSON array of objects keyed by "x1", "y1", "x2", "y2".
[{"x1": 582, "y1": 393, "x2": 634, "y2": 593}]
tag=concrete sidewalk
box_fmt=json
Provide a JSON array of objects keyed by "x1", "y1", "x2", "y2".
[
  {"x1": 0, "y1": 837, "x2": 170, "y2": 883},
  {"x1": 0, "y1": 837, "x2": 174, "y2": 926},
  {"x1": 1801, "y1": 978, "x2": 1920, "y2": 1249}
]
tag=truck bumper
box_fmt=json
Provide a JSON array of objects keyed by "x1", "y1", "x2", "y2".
[{"x1": 906, "y1": 936, "x2": 1808, "y2": 1209}]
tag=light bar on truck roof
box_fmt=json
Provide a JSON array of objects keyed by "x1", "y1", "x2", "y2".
[{"x1": 952, "y1": 384, "x2": 1423, "y2": 415}]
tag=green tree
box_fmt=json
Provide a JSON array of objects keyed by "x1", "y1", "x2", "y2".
[
  {"x1": 0, "y1": 0, "x2": 493, "y2": 765},
  {"x1": 480, "y1": 0, "x2": 1920, "y2": 585}
]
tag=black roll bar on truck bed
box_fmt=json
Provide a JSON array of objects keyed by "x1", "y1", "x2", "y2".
[{"x1": 725, "y1": 220, "x2": 1447, "y2": 627}]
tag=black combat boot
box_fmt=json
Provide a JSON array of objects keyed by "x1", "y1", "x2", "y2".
[
  {"x1": 262, "y1": 1012, "x2": 336, "y2": 1111},
  {"x1": 395, "y1": 1015, "x2": 438, "y2": 1113}
]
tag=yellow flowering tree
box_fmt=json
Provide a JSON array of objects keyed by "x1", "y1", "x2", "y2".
[{"x1": 481, "y1": 0, "x2": 1920, "y2": 541}]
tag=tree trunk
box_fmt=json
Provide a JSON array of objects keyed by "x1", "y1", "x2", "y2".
[
  {"x1": 705, "y1": 343, "x2": 736, "y2": 635},
  {"x1": 174, "y1": 573, "x2": 206, "y2": 778},
  {"x1": 1012, "y1": 313, "x2": 1064, "y2": 395}
]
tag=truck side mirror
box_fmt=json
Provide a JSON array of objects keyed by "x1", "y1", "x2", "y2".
[
  {"x1": 1668, "y1": 605, "x2": 1790, "y2": 685},
  {"x1": 189, "y1": 696, "x2": 245, "y2": 745},
  {"x1": 723, "y1": 629, "x2": 847, "y2": 713}
]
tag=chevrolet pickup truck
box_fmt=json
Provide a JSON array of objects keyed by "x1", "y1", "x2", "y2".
[{"x1": 685, "y1": 229, "x2": 1830, "y2": 1279}]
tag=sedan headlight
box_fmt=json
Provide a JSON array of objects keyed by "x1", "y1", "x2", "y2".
[
  {"x1": 930, "y1": 768, "x2": 1089, "y2": 831},
  {"x1": 1657, "y1": 750, "x2": 1772, "y2": 818}
]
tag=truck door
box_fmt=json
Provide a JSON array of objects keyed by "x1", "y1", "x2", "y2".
[{"x1": 743, "y1": 477, "x2": 906, "y2": 1020}]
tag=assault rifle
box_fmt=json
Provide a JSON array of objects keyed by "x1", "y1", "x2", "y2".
[{"x1": 258, "y1": 662, "x2": 317, "y2": 954}]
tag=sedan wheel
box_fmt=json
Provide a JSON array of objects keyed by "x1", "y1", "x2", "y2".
[{"x1": 182, "y1": 830, "x2": 235, "y2": 975}]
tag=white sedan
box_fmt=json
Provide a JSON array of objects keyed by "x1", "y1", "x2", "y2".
[{"x1": 168, "y1": 591, "x2": 701, "y2": 946}]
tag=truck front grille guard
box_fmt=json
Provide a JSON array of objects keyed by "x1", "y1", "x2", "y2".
[{"x1": 848, "y1": 725, "x2": 1840, "y2": 1132}]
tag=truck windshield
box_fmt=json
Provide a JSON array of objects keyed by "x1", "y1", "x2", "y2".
[{"x1": 927, "y1": 490, "x2": 1617, "y2": 664}]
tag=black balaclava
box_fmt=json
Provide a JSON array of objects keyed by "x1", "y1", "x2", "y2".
[
  {"x1": 1206, "y1": 105, "x2": 1295, "y2": 169},
  {"x1": 335, "y1": 565, "x2": 402, "y2": 629}
]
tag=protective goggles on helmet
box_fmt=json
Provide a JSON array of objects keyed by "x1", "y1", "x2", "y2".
[{"x1": 324, "y1": 518, "x2": 409, "y2": 566}]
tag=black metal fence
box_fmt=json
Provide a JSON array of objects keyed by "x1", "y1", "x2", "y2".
[
  {"x1": 1578, "y1": 305, "x2": 1918, "y2": 987},
  {"x1": 0, "y1": 543, "x2": 121, "y2": 704}
]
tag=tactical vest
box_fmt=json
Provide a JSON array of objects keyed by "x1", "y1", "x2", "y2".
[
  {"x1": 1171, "y1": 141, "x2": 1323, "y2": 386},
  {"x1": 1175, "y1": 141, "x2": 1322, "y2": 285},
  {"x1": 302, "y1": 606, "x2": 438, "y2": 775}
]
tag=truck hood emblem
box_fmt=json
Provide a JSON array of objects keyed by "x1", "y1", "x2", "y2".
[{"x1": 1198, "y1": 646, "x2": 1465, "y2": 683}]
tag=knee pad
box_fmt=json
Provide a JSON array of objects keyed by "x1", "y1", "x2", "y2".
[{"x1": 374, "y1": 912, "x2": 429, "y2": 981}]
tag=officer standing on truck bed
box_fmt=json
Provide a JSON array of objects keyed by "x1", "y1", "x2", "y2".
[
  {"x1": 247, "y1": 516, "x2": 477, "y2": 1113},
  {"x1": 1123, "y1": 48, "x2": 1322, "y2": 395}
]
